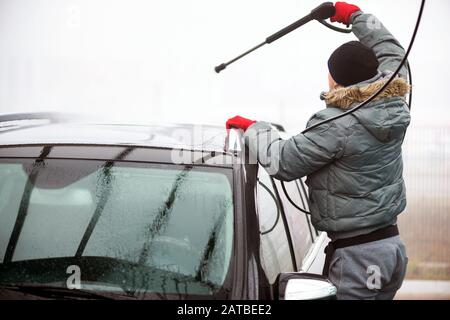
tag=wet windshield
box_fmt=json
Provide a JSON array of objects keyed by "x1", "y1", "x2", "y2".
[{"x1": 0, "y1": 157, "x2": 234, "y2": 298}]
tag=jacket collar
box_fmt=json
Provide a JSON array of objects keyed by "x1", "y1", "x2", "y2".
[{"x1": 320, "y1": 72, "x2": 410, "y2": 110}]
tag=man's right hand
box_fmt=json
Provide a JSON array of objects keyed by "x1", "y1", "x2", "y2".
[
  {"x1": 225, "y1": 115, "x2": 256, "y2": 131},
  {"x1": 331, "y1": 2, "x2": 361, "y2": 25}
]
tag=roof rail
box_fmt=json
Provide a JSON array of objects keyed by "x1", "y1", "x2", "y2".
[
  {"x1": 269, "y1": 122, "x2": 285, "y2": 132},
  {"x1": 0, "y1": 112, "x2": 75, "y2": 123}
]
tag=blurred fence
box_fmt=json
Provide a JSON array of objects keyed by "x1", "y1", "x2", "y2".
[{"x1": 399, "y1": 125, "x2": 450, "y2": 280}]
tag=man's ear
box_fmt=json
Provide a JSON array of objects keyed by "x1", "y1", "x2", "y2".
[{"x1": 328, "y1": 73, "x2": 341, "y2": 90}]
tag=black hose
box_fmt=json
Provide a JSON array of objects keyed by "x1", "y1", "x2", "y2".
[
  {"x1": 276, "y1": 3, "x2": 423, "y2": 222},
  {"x1": 258, "y1": 180, "x2": 282, "y2": 235},
  {"x1": 293, "y1": 180, "x2": 316, "y2": 241},
  {"x1": 302, "y1": 0, "x2": 425, "y2": 134},
  {"x1": 280, "y1": 180, "x2": 311, "y2": 215},
  {"x1": 407, "y1": 61, "x2": 413, "y2": 110}
]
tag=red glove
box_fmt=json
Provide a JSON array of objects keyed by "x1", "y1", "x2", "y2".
[
  {"x1": 331, "y1": 2, "x2": 361, "y2": 25},
  {"x1": 226, "y1": 115, "x2": 256, "y2": 131}
]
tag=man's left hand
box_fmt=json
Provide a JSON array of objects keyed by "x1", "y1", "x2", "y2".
[{"x1": 331, "y1": 2, "x2": 361, "y2": 25}]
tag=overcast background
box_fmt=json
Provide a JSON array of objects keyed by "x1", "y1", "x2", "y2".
[
  {"x1": 0, "y1": 0, "x2": 448, "y2": 130},
  {"x1": 0, "y1": 0, "x2": 450, "y2": 293}
]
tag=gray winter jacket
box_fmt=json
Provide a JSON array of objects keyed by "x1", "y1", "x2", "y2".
[{"x1": 243, "y1": 12, "x2": 411, "y2": 238}]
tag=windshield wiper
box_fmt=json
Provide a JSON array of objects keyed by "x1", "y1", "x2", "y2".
[
  {"x1": 138, "y1": 166, "x2": 193, "y2": 265},
  {"x1": 0, "y1": 284, "x2": 136, "y2": 300},
  {"x1": 3, "y1": 146, "x2": 53, "y2": 263},
  {"x1": 75, "y1": 147, "x2": 135, "y2": 257}
]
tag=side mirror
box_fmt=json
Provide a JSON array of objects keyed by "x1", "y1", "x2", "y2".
[{"x1": 277, "y1": 272, "x2": 337, "y2": 300}]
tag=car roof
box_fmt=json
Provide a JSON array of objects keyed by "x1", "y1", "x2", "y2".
[{"x1": 0, "y1": 113, "x2": 240, "y2": 154}]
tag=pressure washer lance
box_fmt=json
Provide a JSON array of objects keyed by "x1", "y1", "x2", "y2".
[{"x1": 215, "y1": 2, "x2": 338, "y2": 73}]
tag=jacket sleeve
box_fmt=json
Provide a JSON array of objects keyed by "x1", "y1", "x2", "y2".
[
  {"x1": 243, "y1": 117, "x2": 348, "y2": 181},
  {"x1": 351, "y1": 12, "x2": 408, "y2": 79}
]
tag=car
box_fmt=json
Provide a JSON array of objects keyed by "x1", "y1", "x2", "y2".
[{"x1": 0, "y1": 112, "x2": 335, "y2": 300}]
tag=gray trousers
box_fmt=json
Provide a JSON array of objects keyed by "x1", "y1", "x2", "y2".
[{"x1": 328, "y1": 235, "x2": 408, "y2": 300}]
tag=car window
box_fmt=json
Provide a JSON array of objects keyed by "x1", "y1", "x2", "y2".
[
  {"x1": 273, "y1": 179, "x2": 313, "y2": 267},
  {"x1": 256, "y1": 167, "x2": 294, "y2": 284},
  {"x1": 0, "y1": 159, "x2": 234, "y2": 297}
]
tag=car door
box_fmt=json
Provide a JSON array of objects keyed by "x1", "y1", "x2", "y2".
[
  {"x1": 272, "y1": 178, "x2": 315, "y2": 269},
  {"x1": 275, "y1": 177, "x2": 329, "y2": 271},
  {"x1": 255, "y1": 166, "x2": 296, "y2": 284},
  {"x1": 294, "y1": 177, "x2": 329, "y2": 274}
]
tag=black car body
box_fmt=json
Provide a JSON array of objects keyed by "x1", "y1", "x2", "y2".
[{"x1": 0, "y1": 113, "x2": 333, "y2": 300}]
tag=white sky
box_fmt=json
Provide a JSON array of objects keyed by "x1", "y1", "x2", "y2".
[{"x1": 0, "y1": 0, "x2": 448, "y2": 132}]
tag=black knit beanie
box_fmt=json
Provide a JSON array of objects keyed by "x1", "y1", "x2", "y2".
[{"x1": 328, "y1": 41, "x2": 379, "y2": 87}]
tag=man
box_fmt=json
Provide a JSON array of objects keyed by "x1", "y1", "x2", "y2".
[{"x1": 225, "y1": 2, "x2": 410, "y2": 300}]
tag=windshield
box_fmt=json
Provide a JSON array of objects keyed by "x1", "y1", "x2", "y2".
[{"x1": 0, "y1": 157, "x2": 234, "y2": 298}]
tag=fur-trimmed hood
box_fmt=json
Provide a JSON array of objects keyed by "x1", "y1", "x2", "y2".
[
  {"x1": 322, "y1": 76, "x2": 410, "y2": 110},
  {"x1": 319, "y1": 75, "x2": 411, "y2": 142}
]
